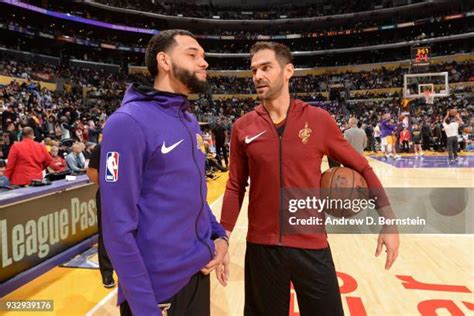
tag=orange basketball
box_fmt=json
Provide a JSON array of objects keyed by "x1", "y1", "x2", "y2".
[
  {"x1": 449, "y1": 108, "x2": 458, "y2": 117},
  {"x1": 320, "y1": 167, "x2": 370, "y2": 218}
]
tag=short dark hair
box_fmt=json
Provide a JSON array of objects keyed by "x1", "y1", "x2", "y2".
[
  {"x1": 145, "y1": 29, "x2": 196, "y2": 78},
  {"x1": 250, "y1": 42, "x2": 293, "y2": 67}
]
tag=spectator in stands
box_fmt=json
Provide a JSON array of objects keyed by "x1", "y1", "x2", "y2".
[
  {"x1": 48, "y1": 145, "x2": 68, "y2": 173},
  {"x1": 87, "y1": 120, "x2": 101, "y2": 144},
  {"x1": 4, "y1": 127, "x2": 52, "y2": 185},
  {"x1": 43, "y1": 115, "x2": 56, "y2": 137},
  {"x1": 0, "y1": 55, "x2": 472, "y2": 163},
  {"x1": 400, "y1": 127, "x2": 411, "y2": 153},
  {"x1": 1, "y1": 121, "x2": 18, "y2": 158},
  {"x1": 43, "y1": 137, "x2": 54, "y2": 152},
  {"x1": 0, "y1": 159, "x2": 10, "y2": 187},
  {"x1": 2, "y1": 105, "x2": 17, "y2": 131},
  {"x1": 65, "y1": 143, "x2": 86, "y2": 173},
  {"x1": 60, "y1": 116, "x2": 72, "y2": 139}
]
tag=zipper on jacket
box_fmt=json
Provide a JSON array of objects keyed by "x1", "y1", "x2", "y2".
[
  {"x1": 278, "y1": 134, "x2": 284, "y2": 245},
  {"x1": 178, "y1": 108, "x2": 213, "y2": 259},
  {"x1": 264, "y1": 103, "x2": 292, "y2": 246}
]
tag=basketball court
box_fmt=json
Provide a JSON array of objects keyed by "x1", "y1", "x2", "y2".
[{"x1": 3, "y1": 155, "x2": 473, "y2": 316}]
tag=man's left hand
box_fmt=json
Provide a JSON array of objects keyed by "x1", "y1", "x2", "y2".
[{"x1": 375, "y1": 225, "x2": 400, "y2": 270}]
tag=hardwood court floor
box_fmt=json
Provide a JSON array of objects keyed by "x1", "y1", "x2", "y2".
[{"x1": 3, "y1": 155, "x2": 473, "y2": 316}]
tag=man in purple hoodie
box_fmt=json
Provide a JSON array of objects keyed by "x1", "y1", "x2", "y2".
[
  {"x1": 380, "y1": 113, "x2": 400, "y2": 159},
  {"x1": 100, "y1": 30, "x2": 229, "y2": 316}
]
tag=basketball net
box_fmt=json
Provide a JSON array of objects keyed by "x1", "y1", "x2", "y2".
[{"x1": 423, "y1": 90, "x2": 434, "y2": 104}]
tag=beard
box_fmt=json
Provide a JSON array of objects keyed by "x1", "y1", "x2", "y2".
[
  {"x1": 255, "y1": 74, "x2": 284, "y2": 101},
  {"x1": 171, "y1": 63, "x2": 208, "y2": 94}
]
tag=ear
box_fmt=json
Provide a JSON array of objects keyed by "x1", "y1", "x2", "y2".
[
  {"x1": 156, "y1": 52, "x2": 171, "y2": 73},
  {"x1": 284, "y1": 63, "x2": 295, "y2": 81}
]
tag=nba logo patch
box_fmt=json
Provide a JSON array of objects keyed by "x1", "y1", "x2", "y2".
[{"x1": 105, "y1": 152, "x2": 119, "y2": 182}]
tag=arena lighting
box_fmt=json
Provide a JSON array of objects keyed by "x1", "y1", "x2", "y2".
[
  {"x1": 2, "y1": 0, "x2": 472, "y2": 42},
  {"x1": 1, "y1": 0, "x2": 158, "y2": 35}
]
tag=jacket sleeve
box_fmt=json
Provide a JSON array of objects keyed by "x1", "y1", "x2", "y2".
[
  {"x1": 321, "y1": 111, "x2": 390, "y2": 209},
  {"x1": 65, "y1": 155, "x2": 80, "y2": 172},
  {"x1": 220, "y1": 121, "x2": 249, "y2": 232},
  {"x1": 206, "y1": 203, "x2": 227, "y2": 239},
  {"x1": 99, "y1": 113, "x2": 160, "y2": 316}
]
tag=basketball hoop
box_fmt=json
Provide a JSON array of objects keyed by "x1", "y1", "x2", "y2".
[{"x1": 423, "y1": 90, "x2": 434, "y2": 104}]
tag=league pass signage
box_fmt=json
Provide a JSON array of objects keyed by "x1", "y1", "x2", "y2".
[{"x1": 0, "y1": 185, "x2": 98, "y2": 283}]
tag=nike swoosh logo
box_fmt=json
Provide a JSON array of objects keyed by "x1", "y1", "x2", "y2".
[
  {"x1": 161, "y1": 139, "x2": 184, "y2": 154},
  {"x1": 245, "y1": 131, "x2": 266, "y2": 144}
]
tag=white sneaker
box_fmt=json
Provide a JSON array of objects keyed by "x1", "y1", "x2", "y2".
[
  {"x1": 394, "y1": 155, "x2": 401, "y2": 159},
  {"x1": 420, "y1": 152, "x2": 424, "y2": 156},
  {"x1": 415, "y1": 153, "x2": 419, "y2": 158}
]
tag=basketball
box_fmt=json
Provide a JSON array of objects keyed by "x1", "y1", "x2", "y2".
[
  {"x1": 320, "y1": 167, "x2": 369, "y2": 218},
  {"x1": 449, "y1": 108, "x2": 458, "y2": 117}
]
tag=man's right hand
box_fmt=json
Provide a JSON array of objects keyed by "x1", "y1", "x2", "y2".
[
  {"x1": 201, "y1": 238, "x2": 228, "y2": 275},
  {"x1": 216, "y1": 252, "x2": 230, "y2": 286}
]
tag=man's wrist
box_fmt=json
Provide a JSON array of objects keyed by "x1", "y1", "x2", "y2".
[{"x1": 216, "y1": 235, "x2": 229, "y2": 246}]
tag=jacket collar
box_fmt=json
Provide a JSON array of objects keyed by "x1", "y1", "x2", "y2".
[
  {"x1": 255, "y1": 98, "x2": 307, "y2": 117},
  {"x1": 123, "y1": 83, "x2": 191, "y2": 116}
]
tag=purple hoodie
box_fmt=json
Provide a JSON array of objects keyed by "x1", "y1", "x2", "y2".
[
  {"x1": 99, "y1": 84, "x2": 226, "y2": 315},
  {"x1": 380, "y1": 119, "x2": 396, "y2": 138}
]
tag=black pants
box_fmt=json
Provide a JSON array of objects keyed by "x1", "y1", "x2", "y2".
[
  {"x1": 401, "y1": 140, "x2": 410, "y2": 153},
  {"x1": 215, "y1": 142, "x2": 228, "y2": 167},
  {"x1": 208, "y1": 158, "x2": 227, "y2": 171},
  {"x1": 446, "y1": 136, "x2": 459, "y2": 160},
  {"x1": 367, "y1": 137, "x2": 376, "y2": 152},
  {"x1": 120, "y1": 273, "x2": 210, "y2": 316},
  {"x1": 96, "y1": 192, "x2": 113, "y2": 279},
  {"x1": 244, "y1": 242, "x2": 344, "y2": 316},
  {"x1": 422, "y1": 135, "x2": 431, "y2": 151}
]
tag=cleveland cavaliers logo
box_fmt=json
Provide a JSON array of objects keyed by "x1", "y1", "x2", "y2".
[
  {"x1": 196, "y1": 134, "x2": 206, "y2": 154},
  {"x1": 298, "y1": 122, "x2": 312, "y2": 145}
]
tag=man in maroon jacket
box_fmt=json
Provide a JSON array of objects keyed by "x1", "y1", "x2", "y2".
[
  {"x1": 220, "y1": 42, "x2": 399, "y2": 315},
  {"x1": 5, "y1": 127, "x2": 51, "y2": 185}
]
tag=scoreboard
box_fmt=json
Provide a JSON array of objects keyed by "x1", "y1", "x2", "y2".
[{"x1": 411, "y1": 46, "x2": 431, "y2": 67}]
